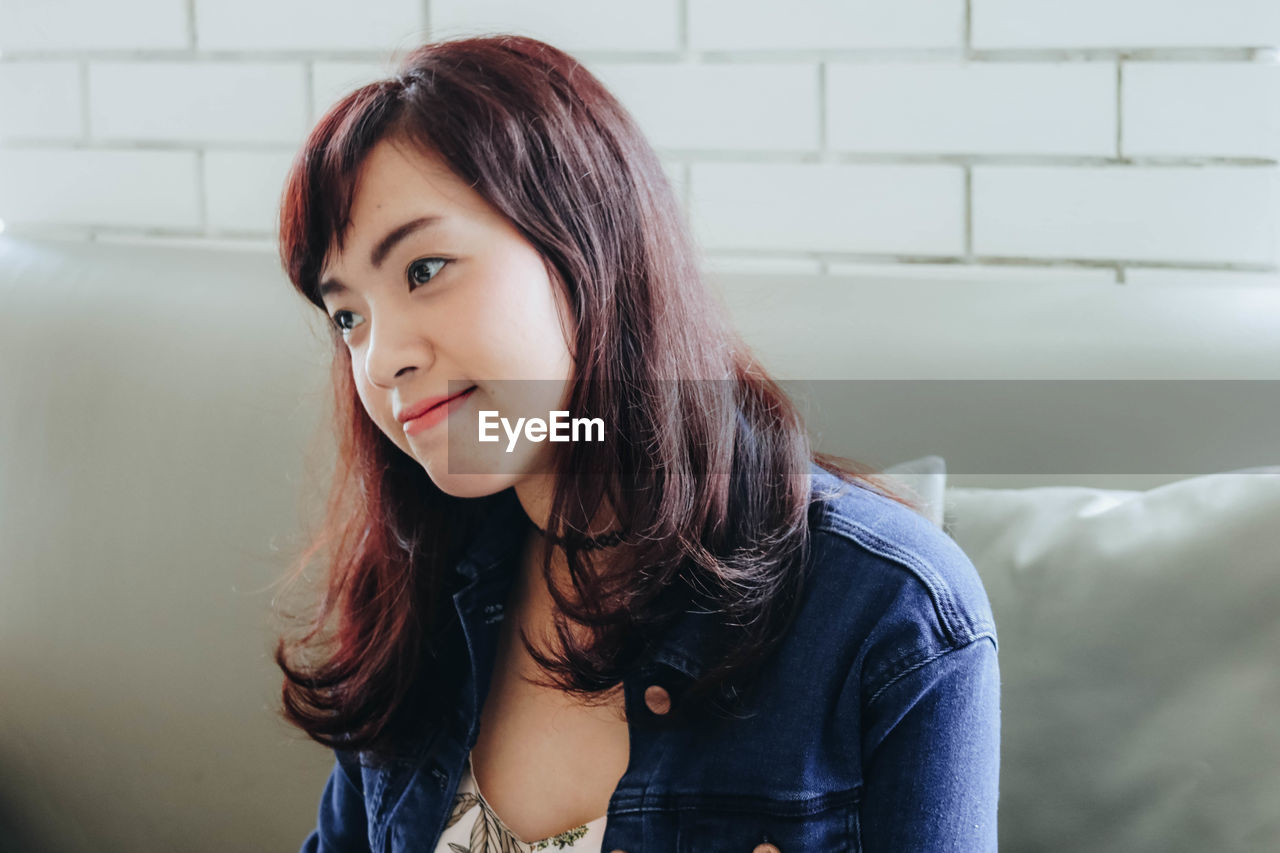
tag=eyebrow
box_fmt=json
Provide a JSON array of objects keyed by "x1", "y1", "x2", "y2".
[{"x1": 318, "y1": 215, "x2": 445, "y2": 299}]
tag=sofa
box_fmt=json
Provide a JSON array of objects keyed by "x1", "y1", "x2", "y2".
[{"x1": 1, "y1": 232, "x2": 1276, "y2": 852}]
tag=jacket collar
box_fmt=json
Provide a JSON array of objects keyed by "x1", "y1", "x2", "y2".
[{"x1": 451, "y1": 486, "x2": 528, "y2": 585}]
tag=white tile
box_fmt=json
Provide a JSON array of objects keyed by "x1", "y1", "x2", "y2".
[
  {"x1": 690, "y1": 163, "x2": 965, "y2": 255},
  {"x1": 659, "y1": 159, "x2": 686, "y2": 207},
  {"x1": 94, "y1": 233, "x2": 277, "y2": 252},
  {"x1": 195, "y1": 0, "x2": 423, "y2": 51},
  {"x1": 1124, "y1": 62, "x2": 1280, "y2": 159},
  {"x1": 0, "y1": 62, "x2": 82, "y2": 140},
  {"x1": 204, "y1": 150, "x2": 297, "y2": 233},
  {"x1": 828, "y1": 61, "x2": 1115, "y2": 156},
  {"x1": 0, "y1": 149, "x2": 200, "y2": 229},
  {"x1": 0, "y1": 0, "x2": 188, "y2": 50},
  {"x1": 973, "y1": 0, "x2": 1280, "y2": 49},
  {"x1": 1124, "y1": 268, "x2": 1280, "y2": 287},
  {"x1": 703, "y1": 255, "x2": 824, "y2": 275},
  {"x1": 90, "y1": 62, "x2": 308, "y2": 144},
  {"x1": 827, "y1": 262, "x2": 1116, "y2": 285},
  {"x1": 586, "y1": 61, "x2": 818, "y2": 151},
  {"x1": 973, "y1": 165, "x2": 1280, "y2": 265},
  {"x1": 430, "y1": 0, "x2": 679, "y2": 52},
  {"x1": 690, "y1": 0, "x2": 964, "y2": 50},
  {"x1": 311, "y1": 61, "x2": 396, "y2": 119}
]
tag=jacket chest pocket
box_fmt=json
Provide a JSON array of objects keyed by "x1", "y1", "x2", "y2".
[{"x1": 672, "y1": 792, "x2": 860, "y2": 853}]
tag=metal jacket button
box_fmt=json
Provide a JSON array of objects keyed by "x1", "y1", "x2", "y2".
[
  {"x1": 643, "y1": 684, "x2": 671, "y2": 714},
  {"x1": 753, "y1": 844, "x2": 781, "y2": 853},
  {"x1": 428, "y1": 764, "x2": 448, "y2": 790}
]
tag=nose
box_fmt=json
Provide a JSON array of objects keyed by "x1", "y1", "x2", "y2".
[{"x1": 360, "y1": 309, "x2": 433, "y2": 389}]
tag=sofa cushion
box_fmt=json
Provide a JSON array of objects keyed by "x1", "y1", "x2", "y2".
[
  {"x1": 881, "y1": 453, "x2": 947, "y2": 528},
  {"x1": 944, "y1": 470, "x2": 1280, "y2": 852}
]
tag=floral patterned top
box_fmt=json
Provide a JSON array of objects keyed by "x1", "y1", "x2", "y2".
[{"x1": 434, "y1": 752, "x2": 608, "y2": 852}]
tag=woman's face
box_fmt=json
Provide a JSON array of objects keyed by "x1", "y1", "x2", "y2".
[{"x1": 318, "y1": 136, "x2": 577, "y2": 499}]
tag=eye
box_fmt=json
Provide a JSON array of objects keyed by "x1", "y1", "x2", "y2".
[
  {"x1": 325, "y1": 258, "x2": 450, "y2": 339},
  {"x1": 329, "y1": 309, "x2": 361, "y2": 336},
  {"x1": 408, "y1": 257, "x2": 449, "y2": 287}
]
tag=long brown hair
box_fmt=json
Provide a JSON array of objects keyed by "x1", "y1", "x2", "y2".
[{"x1": 272, "y1": 33, "x2": 922, "y2": 763}]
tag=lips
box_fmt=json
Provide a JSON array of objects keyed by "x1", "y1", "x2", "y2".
[{"x1": 397, "y1": 385, "x2": 478, "y2": 424}]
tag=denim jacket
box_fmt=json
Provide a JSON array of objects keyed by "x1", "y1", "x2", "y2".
[{"x1": 300, "y1": 462, "x2": 1001, "y2": 852}]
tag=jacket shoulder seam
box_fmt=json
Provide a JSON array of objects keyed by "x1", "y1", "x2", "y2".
[
  {"x1": 865, "y1": 633, "x2": 998, "y2": 708},
  {"x1": 813, "y1": 513, "x2": 994, "y2": 647}
]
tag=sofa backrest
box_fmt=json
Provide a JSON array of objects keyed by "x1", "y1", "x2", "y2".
[{"x1": 1, "y1": 233, "x2": 1275, "y2": 851}]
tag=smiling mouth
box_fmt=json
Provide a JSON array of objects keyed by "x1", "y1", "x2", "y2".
[
  {"x1": 402, "y1": 385, "x2": 479, "y2": 435},
  {"x1": 424, "y1": 385, "x2": 478, "y2": 415},
  {"x1": 441, "y1": 385, "x2": 478, "y2": 408}
]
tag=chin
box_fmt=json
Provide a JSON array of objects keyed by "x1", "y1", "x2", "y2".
[
  {"x1": 424, "y1": 469, "x2": 518, "y2": 500},
  {"x1": 421, "y1": 444, "x2": 518, "y2": 497},
  {"x1": 422, "y1": 441, "x2": 558, "y2": 500}
]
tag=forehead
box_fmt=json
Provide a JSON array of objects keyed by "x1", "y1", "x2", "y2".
[
  {"x1": 323, "y1": 139, "x2": 480, "y2": 274},
  {"x1": 353, "y1": 138, "x2": 459, "y2": 209}
]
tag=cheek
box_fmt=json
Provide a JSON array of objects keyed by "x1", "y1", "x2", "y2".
[
  {"x1": 471, "y1": 258, "x2": 576, "y2": 373},
  {"x1": 486, "y1": 295, "x2": 575, "y2": 377}
]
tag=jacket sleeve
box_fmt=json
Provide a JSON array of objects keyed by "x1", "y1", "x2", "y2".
[
  {"x1": 859, "y1": 635, "x2": 1001, "y2": 852},
  {"x1": 299, "y1": 750, "x2": 372, "y2": 853}
]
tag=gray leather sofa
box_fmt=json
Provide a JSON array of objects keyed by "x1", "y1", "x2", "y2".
[{"x1": 1, "y1": 233, "x2": 1276, "y2": 852}]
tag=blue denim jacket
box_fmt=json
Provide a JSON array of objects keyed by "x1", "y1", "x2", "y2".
[{"x1": 300, "y1": 462, "x2": 1001, "y2": 852}]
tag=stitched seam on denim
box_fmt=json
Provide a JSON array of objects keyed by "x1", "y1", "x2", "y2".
[
  {"x1": 369, "y1": 768, "x2": 389, "y2": 835},
  {"x1": 814, "y1": 516, "x2": 966, "y2": 646},
  {"x1": 620, "y1": 787, "x2": 862, "y2": 816},
  {"x1": 866, "y1": 634, "x2": 997, "y2": 708},
  {"x1": 817, "y1": 516, "x2": 961, "y2": 634},
  {"x1": 651, "y1": 645, "x2": 700, "y2": 679},
  {"x1": 863, "y1": 612, "x2": 998, "y2": 688},
  {"x1": 376, "y1": 759, "x2": 430, "y2": 849},
  {"x1": 369, "y1": 727, "x2": 440, "y2": 847}
]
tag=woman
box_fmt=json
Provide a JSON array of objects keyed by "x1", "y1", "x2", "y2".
[{"x1": 275, "y1": 34, "x2": 1000, "y2": 853}]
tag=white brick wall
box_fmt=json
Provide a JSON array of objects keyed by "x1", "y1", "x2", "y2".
[
  {"x1": 89, "y1": 62, "x2": 308, "y2": 143},
  {"x1": 0, "y1": 61, "x2": 81, "y2": 139},
  {"x1": 973, "y1": 165, "x2": 1280, "y2": 265},
  {"x1": 825, "y1": 61, "x2": 1116, "y2": 156},
  {"x1": 1123, "y1": 62, "x2": 1280, "y2": 159},
  {"x1": 0, "y1": 149, "x2": 200, "y2": 228},
  {"x1": 0, "y1": 0, "x2": 190, "y2": 51},
  {"x1": 587, "y1": 63, "x2": 821, "y2": 152},
  {"x1": 1, "y1": 0, "x2": 1277, "y2": 285},
  {"x1": 194, "y1": 0, "x2": 424, "y2": 52},
  {"x1": 691, "y1": 162, "x2": 965, "y2": 255},
  {"x1": 972, "y1": 0, "x2": 1280, "y2": 50},
  {"x1": 432, "y1": 0, "x2": 680, "y2": 52},
  {"x1": 688, "y1": 0, "x2": 963, "y2": 51}
]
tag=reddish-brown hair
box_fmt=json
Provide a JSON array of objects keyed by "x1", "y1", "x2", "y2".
[{"x1": 272, "y1": 33, "x2": 921, "y2": 763}]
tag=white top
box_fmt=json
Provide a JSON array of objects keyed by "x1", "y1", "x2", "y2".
[{"x1": 434, "y1": 752, "x2": 608, "y2": 852}]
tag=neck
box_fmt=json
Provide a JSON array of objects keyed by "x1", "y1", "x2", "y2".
[
  {"x1": 506, "y1": 501, "x2": 629, "y2": 646},
  {"x1": 512, "y1": 476, "x2": 625, "y2": 551}
]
